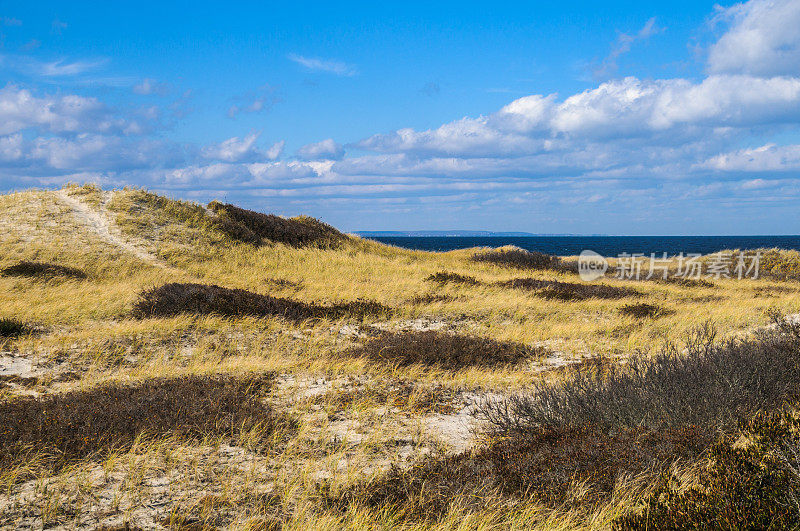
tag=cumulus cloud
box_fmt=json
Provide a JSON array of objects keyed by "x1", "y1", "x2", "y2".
[
  {"x1": 297, "y1": 139, "x2": 344, "y2": 160},
  {"x1": 357, "y1": 75, "x2": 800, "y2": 158},
  {"x1": 287, "y1": 54, "x2": 357, "y2": 76},
  {"x1": 201, "y1": 132, "x2": 283, "y2": 163},
  {"x1": 708, "y1": 0, "x2": 800, "y2": 76},
  {"x1": 0, "y1": 85, "x2": 137, "y2": 135}
]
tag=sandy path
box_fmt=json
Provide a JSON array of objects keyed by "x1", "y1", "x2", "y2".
[{"x1": 55, "y1": 190, "x2": 164, "y2": 267}]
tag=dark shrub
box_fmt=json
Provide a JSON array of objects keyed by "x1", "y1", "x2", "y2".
[
  {"x1": 348, "y1": 330, "x2": 541, "y2": 370},
  {"x1": 471, "y1": 248, "x2": 561, "y2": 270},
  {"x1": 656, "y1": 276, "x2": 715, "y2": 288},
  {"x1": 425, "y1": 271, "x2": 479, "y2": 285},
  {"x1": 132, "y1": 283, "x2": 389, "y2": 321},
  {"x1": 619, "y1": 303, "x2": 673, "y2": 319},
  {"x1": 480, "y1": 319, "x2": 800, "y2": 436},
  {"x1": 0, "y1": 318, "x2": 28, "y2": 338},
  {"x1": 208, "y1": 201, "x2": 345, "y2": 248},
  {"x1": 324, "y1": 423, "x2": 712, "y2": 518},
  {"x1": 498, "y1": 278, "x2": 640, "y2": 300},
  {"x1": 0, "y1": 374, "x2": 293, "y2": 471},
  {"x1": 1, "y1": 261, "x2": 87, "y2": 280},
  {"x1": 615, "y1": 410, "x2": 800, "y2": 530}
]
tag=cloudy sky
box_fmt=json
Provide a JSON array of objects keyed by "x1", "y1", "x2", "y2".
[{"x1": 1, "y1": 0, "x2": 800, "y2": 234}]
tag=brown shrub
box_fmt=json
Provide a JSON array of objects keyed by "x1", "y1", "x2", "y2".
[
  {"x1": 619, "y1": 303, "x2": 673, "y2": 319},
  {"x1": 1, "y1": 261, "x2": 87, "y2": 280},
  {"x1": 0, "y1": 318, "x2": 29, "y2": 338},
  {"x1": 348, "y1": 330, "x2": 542, "y2": 370},
  {"x1": 425, "y1": 271, "x2": 479, "y2": 285},
  {"x1": 0, "y1": 374, "x2": 293, "y2": 472},
  {"x1": 471, "y1": 248, "x2": 561, "y2": 270},
  {"x1": 324, "y1": 423, "x2": 711, "y2": 518},
  {"x1": 656, "y1": 276, "x2": 715, "y2": 288},
  {"x1": 208, "y1": 201, "x2": 345, "y2": 248},
  {"x1": 131, "y1": 283, "x2": 390, "y2": 321},
  {"x1": 480, "y1": 318, "x2": 800, "y2": 436},
  {"x1": 498, "y1": 278, "x2": 640, "y2": 300}
]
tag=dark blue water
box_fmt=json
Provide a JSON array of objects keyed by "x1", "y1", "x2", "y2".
[{"x1": 367, "y1": 236, "x2": 800, "y2": 257}]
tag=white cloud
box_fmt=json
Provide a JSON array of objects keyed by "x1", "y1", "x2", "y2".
[
  {"x1": 297, "y1": 138, "x2": 344, "y2": 160},
  {"x1": 0, "y1": 85, "x2": 134, "y2": 135},
  {"x1": 201, "y1": 132, "x2": 283, "y2": 163},
  {"x1": 708, "y1": 0, "x2": 800, "y2": 76},
  {"x1": 287, "y1": 54, "x2": 357, "y2": 76},
  {"x1": 700, "y1": 143, "x2": 800, "y2": 171},
  {"x1": 39, "y1": 58, "x2": 107, "y2": 76}
]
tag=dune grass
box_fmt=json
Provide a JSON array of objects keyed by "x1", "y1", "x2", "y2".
[{"x1": 2, "y1": 185, "x2": 800, "y2": 529}]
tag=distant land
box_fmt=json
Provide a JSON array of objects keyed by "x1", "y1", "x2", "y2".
[{"x1": 354, "y1": 231, "x2": 605, "y2": 237}]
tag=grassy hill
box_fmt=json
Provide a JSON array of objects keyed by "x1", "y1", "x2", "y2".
[{"x1": 1, "y1": 184, "x2": 800, "y2": 529}]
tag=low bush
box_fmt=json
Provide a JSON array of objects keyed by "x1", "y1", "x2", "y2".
[
  {"x1": 1, "y1": 261, "x2": 87, "y2": 280},
  {"x1": 132, "y1": 283, "x2": 389, "y2": 321},
  {"x1": 619, "y1": 303, "x2": 673, "y2": 319},
  {"x1": 480, "y1": 317, "x2": 800, "y2": 436},
  {"x1": 0, "y1": 318, "x2": 29, "y2": 338},
  {"x1": 425, "y1": 271, "x2": 479, "y2": 285},
  {"x1": 0, "y1": 374, "x2": 293, "y2": 471},
  {"x1": 324, "y1": 423, "x2": 711, "y2": 518},
  {"x1": 208, "y1": 201, "x2": 345, "y2": 248},
  {"x1": 471, "y1": 248, "x2": 562, "y2": 270},
  {"x1": 348, "y1": 330, "x2": 541, "y2": 370},
  {"x1": 615, "y1": 410, "x2": 800, "y2": 529},
  {"x1": 657, "y1": 276, "x2": 715, "y2": 288},
  {"x1": 759, "y1": 248, "x2": 800, "y2": 281},
  {"x1": 498, "y1": 277, "x2": 640, "y2": 300}
]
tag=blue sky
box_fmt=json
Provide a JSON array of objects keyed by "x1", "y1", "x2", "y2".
[{"x1": 1, "y1": 0, "x2": 800, "y2": 234}]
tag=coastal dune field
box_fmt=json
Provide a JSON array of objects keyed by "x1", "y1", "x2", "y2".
[{"x1": 2, "y1": 184, "x2": 800, "y2": 529}]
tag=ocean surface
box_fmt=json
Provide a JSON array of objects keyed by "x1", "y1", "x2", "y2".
[{"x1": 364, "y1": 236, "x2": 800, "y2": 257}]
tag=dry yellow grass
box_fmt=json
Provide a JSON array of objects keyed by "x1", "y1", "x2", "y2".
[{"x1": 1, "y1": 184, "x2": 798, "y2": 529}]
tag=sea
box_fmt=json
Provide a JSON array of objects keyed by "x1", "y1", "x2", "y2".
[{"x1": 362, "y1": 236, "x2": 800, "y2": 257}]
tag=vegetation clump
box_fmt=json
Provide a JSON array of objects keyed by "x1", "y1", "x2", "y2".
[
  {"x1": 1, "y1": 261, "x2": 87, "y2": 280},
  {"x1": 328, "y1": 316, "x2": 800, "y2": 519},
  {"x1": 480, "y1": 318, "x2": 800, "y2": 435},
  {"x1": 499, "y1": 277, "x2": 640, "y2": 300},
  {"x1": 616, "y1": 410, "x2": 800, "y2": 529},
  {"x1": 0, "y1": 374, "x2": 293, "y2": 472},
  {"x1": 0, "y1": 318, "x2": 29, "y2": 338},
  {"x1": 619, "y1": 302, "x2": 673, "y2": 319},
  {"x1": 132, "y1": 282, "x2": 389, "y2": 321},
  {"x1": 425, "y1": 271, "x2": 479, "y2": 285},
  {"x1": 325, "y1": 423, "x2": 711, "y2": 517},
  {"x1": 471, "y1": 247, "x2": 562, "y2": 270},
  {"x1": 208, "y1": 201, "x2": 345, "y2": 248},
  {"x1": 348, "y1": 330, "x2": 542, "y2": 370}
]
